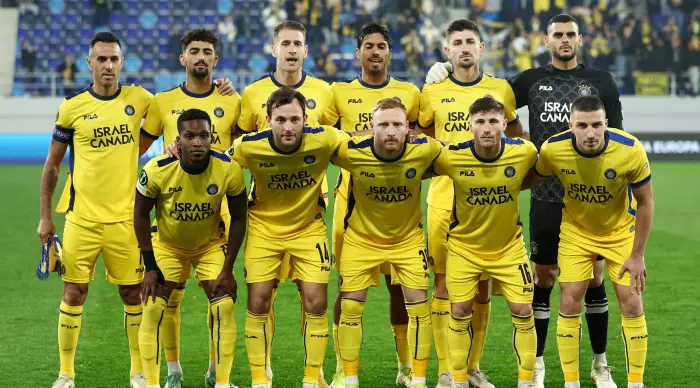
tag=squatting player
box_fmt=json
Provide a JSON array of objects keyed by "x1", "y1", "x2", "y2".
[
  {"x1": 236, "y1": 21, "x2": 333, "y2": 386},
  {"x1": 230, "y1": 87, "x2": 351, "y2": 388},
  {"x1": 430, "y1": 96, "x2": 538, "y2": 388},
  {"x1": 426, "y1": 14, "x2": 625, "y2": 387},
  {"x1": 418, "y1": 19, "x2": 523, "y2": 388},
  {"x1": 331, "y1": 98, "x2": 439, "y2": 388},
  {"x1": 141, "y1": 28, "x2": 241, "y2": 388},
  {"x1": 532, "y1": 96, "x2": 652, "y2": 388},
  {"x1": 38, "y1": 32, "x2": 154, "y2": 388},
  {"x1": 134, "y1": 109, "x2": 247, "y2": 388},
  {"x1": 321, "y1": 23, "x2": 420, "y2": 388}
]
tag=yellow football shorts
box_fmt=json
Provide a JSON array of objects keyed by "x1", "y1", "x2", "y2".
[
  {"x1": 339, "y1": 228, "x2": 429, "y2": 293},
  {"x1": 446, "y1": 243, "x2": 533, "y2": 304},
  {"x1": 558, "y1": 222, "x2": 634, "y2": 286},
  {"x1": 244, "y1": 231, "x2": 332, "y2": 284},
  {"x1": 153, "y1": 238, "x2": 228, "y2": 283},
  {"x1": 61, "y1": 212, "x2": 143, "y2": 285}
]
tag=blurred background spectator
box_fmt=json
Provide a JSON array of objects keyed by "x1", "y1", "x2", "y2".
[{"x1": 57, "y1": 54, "x2": 78, "y2": 96}]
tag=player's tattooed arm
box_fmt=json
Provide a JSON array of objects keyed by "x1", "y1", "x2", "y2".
[
  {"x1": 37, "y1": 140, "x2": 69, "y2": 244},
  {"x1": 619, "y1": 181, "x2": 654, "y2": 295},
  {"x1": 505, "y1": 121, "x2": 530, "y2": 141}
]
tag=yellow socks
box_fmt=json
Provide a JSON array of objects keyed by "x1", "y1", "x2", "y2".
[
  {"x1": 512, "y1": 313, "x2": 536, "y2": 381},
  {"x1": 391, "y1": 324, "x2": 411, "y2": 368},
  {"x1": 339, "y1": 298, "x2": 365, "y2": 381},
  {"x1": 303, "y1": 310, "x2": 329, "y2": 384},
  {"x1": 405, "y1": 300, "x2": 432, "y2": 384},
  {"x1": 557, "y1": 313, "x2": 582, "y2": 383},
  {"x1": 447, "y1": 314, "x2": 473, "y2": 384},
  {"x1": 124, "y1": 304, "x2": 143, "y2": 376},
  {"x1": 430, "y1": 295, "x2": 451, "y2": 375},
  {"x1": 163, "y1": 287, "x2": 184, "y2": 363},
  {"x1": 622, "y1": 314, "x2": 648, "y2": 384},
  {"x1": 333, "y1": 323, "x2": 342, "y2": 370},
  {"x1": 265, "y1": 287, "x2": 277, "y2": 367},
  {"x1": 211, "y1": 296, "x2": 236, "y2": 385},
  {"x1": 246, "y1": 311, "x2": 270, "y2": 386},
  {"x1": 468, "y1": 299, "x2": 491, "y2": 372},
  {"x1": 58, "y1": 301, "x2": 83, "y2": 378},
  {"x1": 139, "y1": 296, "x2": 167, "y2": 385}
]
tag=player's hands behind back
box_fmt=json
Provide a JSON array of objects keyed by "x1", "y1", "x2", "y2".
[{"x1": 618, "y1": 254, "x2": 646, "y2": 295}]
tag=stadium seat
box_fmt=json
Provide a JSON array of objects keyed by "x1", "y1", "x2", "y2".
[
  {"x1": 64, "y1": 13, "x2": 78, "y2": 26},
  {"x1": 141, "y1": 28, "x2": 156, "y2": 43},
  {"x1": 124, "y1": 57, "x2": 143, "y2": 72},
  {"x1": 80, "y1": 28, "x2": 93, "y2": 42},
  {"x1": 125, "y1": 0, "x2": 139, "y2": 11},
  {"x1": 157, "y1": 14, "x2": 171, "y2": 27},
  {"x1": 218, "y1": 57, "x2": 234, "y2": 70},
  {"x1": 217, "y1": 0, "x2": 233, "y2": 14},
  {"x1": 188, "y1": 14, "x2": 203, "y2": 26},
  {"x1": 49, "y1": 0, "x2": 66, "y2": 14},
  {"x1": 141, "y1": 58, "x2": 155, "y2": 72},
  {"x1": 203, "y1": 14, "x2": 216, "y2": 27},
  {"x1": 77, "y1": 59, "x2": 90, "y2": 73},
  {"x1": 156, "y1": 72, "x2": 173, "y2": 91},
  {"x1": 47, "y1": 58, "x2": 61, "y2": 71},
  {"x1": 49, "y1": 14, "x2": 64, "y2": 26},
  {"x1": 248, "y1": 54, "x2": 267, "y2": 72},
  {"x1": 140, "y1": 11, "x2": 157, "y2": 28},
  {"x1": 111, "y1": 13, "x2": 127, "y2": 28}
]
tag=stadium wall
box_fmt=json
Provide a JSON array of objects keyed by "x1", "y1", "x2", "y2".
[{"x1": 0, "y1": 97, "x2": 698, "y2": 162}]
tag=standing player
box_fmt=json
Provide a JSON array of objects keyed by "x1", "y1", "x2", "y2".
[
  {"x1": 331, "y1": 98, "x2": 439, "y2": 388},
  {"x1": 430, "y1": 96, "x2": 538, "y2": 388},
  {"x1": 230, "y1": 88, "x2": 349, "y2": 388},
  {"x1": 236, "y1": 21, "x2": 333, "y2": 386},
  {"x1": 322, "y1": 23, "x2": 421, "y2": 388},
  {"x1": 426, "y1": 14, "x2": 624, "y2": 387},
  {"x1": 141, "y1": 28, "x2": 241, "y2": 388},
  {"x1": 532, "y1": 96, "x2": 652, "y2": 388},
  {"x1": 38, "y1": 32, "x2": 154, "y2": 388},
  {"x1": 134, "y1": 109, "x2": 247, "y2": 388},
  {"x1": 418, "y1": 19, "x2": 523, "y2": 388}
]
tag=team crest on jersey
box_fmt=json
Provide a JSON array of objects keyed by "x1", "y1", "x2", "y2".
[
  {"x1": 577, "y1": 85, "x2": 592, "y2": 97},
  {"x1": 504, "y1": 166, "x2": 516, "y2": 178},
  {"x1": 306, "y1": 99, "x2": 317, "y2": 109},
  {"x1": 226, "y1": 146, "x2": 234, "y2": 157},
  {"x1": 604, "y1": 168, "x2": 617, "y2": 180},
  {"x1": 139, "y1": 170, "x2": 148, "y2": 185},
  {"x1": 405, "y1": 168, "x2": 417, "y2": 179},
  {"x1": 125, "y1": 105, "x2": 135, "y2": 116},
  {"x1": 214, "y1": 107, "x2": 224, "y2": 118},
  {"x1": 530, "y1": 241, "x2": 539, "y2": 255},
  {"x1": 304, "y1": 155, "x2": 316, "y2": 164},
  {"x1": 207, "y1": 184, "x2": 219, "y2": 195}
]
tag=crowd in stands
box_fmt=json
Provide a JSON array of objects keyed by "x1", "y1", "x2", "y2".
[{"x1": 5, "y1": 0, "x2": 700, "y2": 96}]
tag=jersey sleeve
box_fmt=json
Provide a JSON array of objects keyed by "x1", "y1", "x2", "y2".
[
  {"x1": 136, "y1": 160, "x2": 160, "y2": 199},
  {"x1": 602, "y1": 74, "x2": 624, "y2": 130},
  {"x1": 431, "y1": 146, "x2": 450, "y2": 176},
  {"x1": 504, "y1": 83, "x2": 519, "y2": 125},
  {"x1": 627, "y1": 141, "x2": 651, "y2": 188},
  {"x1": 330, "y1": 137, "x2": 351, "y2": 169},
  {"x1": 53, "y1": 99, "x2": 74, "y2": 143},
  {"x1": 418, "y1": 87, "x2": 435, "y2": 128},
  {"x1": 508, "y1": 70, "x2": 530, "y2": 109},
  {"x1": 407, "y1": 85, "x2": 421, "y2": 126},
  {"x1": 229, "y1": 93, "x2": 242, "y2": 142},
  {"x1": 534, "y1": 141, "x2": 554, "y2": 177},
  {"x1": 321, "y1": 84, "x2": 340, "y2": 126},
  {"x1": 226, "y1": 163, "x2": 246, "y2": 197},
  {"x1": 427, "y1": 136, "x2": 443, "y2": 162},
  {"x1": 327, "y1": 127, "x2": 351, "y2": 156},
  {"x1": 237, "y1": 89, "x2": 256, "y2": 133},
  {"x1": 141, "y1": 95, "x2": 163, "y2": 139},
  {"x1": 229, "y1": 137, "x2": 247, "y2": 168},
  {"x1": 524, "y1": 140, "x2": 538, "y2": 168}
]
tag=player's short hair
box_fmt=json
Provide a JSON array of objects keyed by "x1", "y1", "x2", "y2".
[
  {"x1": 547, "y1": 14, "x2": 579, "y2": 33},
  {"x1": 181, "y1": 28, "x2": 219, "y2": 52},
  {"x1": 266, "y1": 87, "x2": 307, "y2": 118},
  {"x1": 357, "y1": 23, "x2": 392, "y2": 49},
  {"x1": 177, "y1": 108, "x2": 212, "y2": 134},
  {"x1": 273, "y1": 20, "x2": 306, "y2": 41},
  {"x1": 469, "y1": 95, "x2": 505, "y2": 117},
  {"x1": 371, "y1": 98, "x2": 407, "y2": 119},
  {"x1": 571, "y1": 95, "x2": 606, "y2": 114},
  {"x1": 446, "y1": 19, "x2": 481, "y2": 41},
  {"x1": 90, "y1": 31, "x2": 121, "y2": 49}
]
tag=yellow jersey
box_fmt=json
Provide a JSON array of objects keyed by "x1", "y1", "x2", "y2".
[
  {"x1": 53, "y1": 84, "x2": 153, "y2": 223},
  {"x1": 136, "y1": 150, "x2": 246, "y2": 250},
  {"x1": 141, "y1": 83, "x2": 241, "y2": 149},
  {"x1": 535, "y1": 128, "x2": 651, "y2": 244},
  {"x1": 419, "y1": 72, "x2": 519, "y2": 210},
  {"x1": 237, "y1": 71, "x2": 332, "y2": 132},
  {"x1": 432, "y1": 137, "x2": 537, "y2": 260},
  {"x1": 331, "y1": 135, "x2": 442, "y2": 244},
  {"x1": 230, "y1": 126, "x2": 348, "y2": 238}
]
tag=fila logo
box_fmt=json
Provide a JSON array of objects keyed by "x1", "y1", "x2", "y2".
[
  {"x1": 561, "y1": 169, "x2": 576, "y2": 175},
  {"x1": 171, "y1": 109, "x2": 185, "y2": 115},
  {"x1": 168, "y1": 187, "x2": 183, "y2": 193},
  {"x1": 441, "y1": 97, "x2": 455, "y2": 103},
  {"x1": 83, "y1": 114, "x2": 98, "y2": 120},
  {"x1": 348, "y1": 98, "x2": 363, "y2": 103},
  {"x1": 539, "y1": 85, "x2": 553, "y2": 91},
  {"x1": 259, "y1": 162, "x2": 275, "y2": 168},
  {"x1": 360, "y1": 171, "x2": 375, "y2": 177},
  {"x1": 460, "y1": 170, "x2": 475, "y2": 176}
]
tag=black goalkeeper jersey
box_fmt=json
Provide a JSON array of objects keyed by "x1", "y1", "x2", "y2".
[{"x1": 509, "y1": 64, "x2": 623, "y2": 203}]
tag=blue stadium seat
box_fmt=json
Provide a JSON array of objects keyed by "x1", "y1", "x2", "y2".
[
  {"x1": 156, "y1": 72, "x2": 174, "y2": 91},
  {"x1": 62, "y1": 43, "x2": 79, "y2": 55},
  {"x1": 157, "y1": 14, "x2": 171, "y2": 27},
  {"x1": 203, "y1": 14, "x2": 216, "y2": 27},
  {"x1": 248, "y1": 54, "x2": 267, "y2": 72},
  {"x1": 64, "y1": 13, "x2": 78, "y2": 26},
  {"x1": 188, "y1": 15, "x2": 203, "y2": 26},
  {"x1": 111, "y1": 13, "x2": 127, "y2": 28},
  {"x1": 157, "y1": 0, "x2": 171, "y2": 10},
  {"x1": 49, "y1": 14, "x2": 64, "y2": 25},
  {"x1": 126, "y1": 28, "x2": 140, "y2": 42},
  {"x1": 12, "y1": 84, "x2": 25, "y2": 97},
  {"x1": 49, "y1": 0, "x2": 66, "y2": 14},
  {"x1": 48, "y1": 58, "x2": 62, "y2": 71},
  {"x1": 124, "y1": 57, "x2": 142, "y2": 72},
  {"x1": 140, "y1": 11, "x2": 157, "y2": 28},
  {"x1": 172, "y1": 14, "x2": 186, "y2": 26},
  {"x1": 125, "y1": 0, "x2": 139, "y2": 11},
  {"x1": 141, "y1": 29, "x2": 156, "y2": 43},
  {"x1": 77, "y1": 59, "x2": 90, "y2": 73},
  {"x1": 80, "y1": 28, "x2": 93, "y2": 42},
  {"x1": 17, "y1": 29, "x2": 31, "y2": 43},
  {"x1": 218, "y1": 57, "x2": 234, "y2": 69},
  {"x1": 141, "y1": 58, "x2": 155, "y2": 72}
]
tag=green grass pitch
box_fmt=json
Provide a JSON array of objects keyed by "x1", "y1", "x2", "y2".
[{"x1": 1, "y1": 163, "x2": 698, "y2": 387}]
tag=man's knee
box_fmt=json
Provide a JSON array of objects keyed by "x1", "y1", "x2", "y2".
[
  {"x1": 118, "y1": 284, "x2": 141, "y2": 305},
  {"x1": 560, "y1": 283, "x2": 587, "y2": 315},
  {"x1": 509, "y1": 303, "x2": 532, "y2": 317},
  {"x1": 534, "y1": 263, "x2": 558, "y2": 288},
  {"x1": 63, "y1": 282, "x2": 88, "y2": 306},
  {"x1": 450, "y1": 300, "x2": 474, "y2": 318},
  {"x1": 615, "y1": 285, "x2": 644, "y2": 317},
  {"x1": 303, "y1": 288, "x2": 328, "y2": 314}
]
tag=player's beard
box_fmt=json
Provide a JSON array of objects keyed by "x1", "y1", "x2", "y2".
[
  {"x1": 191, "y1": 66, "x2": 210, "y2": 79},
  {"x1": 553, "y1": 46, "x2": 577, "y2": 62}
]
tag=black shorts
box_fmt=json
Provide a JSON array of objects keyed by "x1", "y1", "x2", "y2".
[{"x1": 529, "y1": 199, "x2": 564, "y2": 266}]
